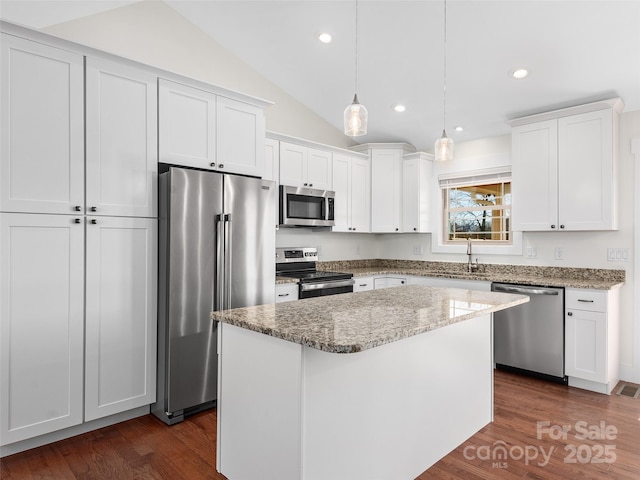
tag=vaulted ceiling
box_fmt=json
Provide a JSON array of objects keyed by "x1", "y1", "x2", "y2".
[{"x1": 2, "y1": 0, "x2": 639, "y2": 151}]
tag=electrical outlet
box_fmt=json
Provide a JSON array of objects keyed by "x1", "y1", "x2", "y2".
[
  {"x1": 554, "y1": 247, "x2": 563, "y2": 260},
  {"x1": 413, "y1": 244, "x2": 424, "y2": 255},
  {"x1": 356, "y1": 244, "x2": 361, "y2": 256},
  {"x1": 608, "y1": 248, "x2": 629, "y2": 262},
  {"x1": 526, "y1": 247, "x2": 537, "y2": 258}
]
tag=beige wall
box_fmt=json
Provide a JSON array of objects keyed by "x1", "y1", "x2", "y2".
[{"x1": 43, "y1": 0, "x2": 355, "y2": 149}]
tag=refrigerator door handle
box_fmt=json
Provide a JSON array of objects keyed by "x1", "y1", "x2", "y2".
[
  {"x1": 224, "y1": 213, "x2": 232, "y2": 310},
  {"x1": 215, "y1": 213, "x2": 225, "y2": 311}
]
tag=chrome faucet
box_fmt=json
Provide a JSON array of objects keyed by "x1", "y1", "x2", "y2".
[{"x1": 467, "y1": 238, "x2": 479, "y2": 273}]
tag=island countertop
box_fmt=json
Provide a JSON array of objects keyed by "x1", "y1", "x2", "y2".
[{"x1": 211, "y1": 285, "x2": 529, "y2": 353}]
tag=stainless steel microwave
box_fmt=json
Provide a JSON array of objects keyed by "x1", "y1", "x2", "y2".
[{"x1": 279, "y1": 185, "x2": 335, "y2": 227}]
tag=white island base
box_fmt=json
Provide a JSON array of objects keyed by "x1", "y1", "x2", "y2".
[{"x1": 217, "y1": 314, "x2": 493, "y2": 480}]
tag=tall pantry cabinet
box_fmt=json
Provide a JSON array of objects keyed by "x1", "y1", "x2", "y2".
[{"x1": 0, "y1": 33, "x2": 157, "y2": 447}]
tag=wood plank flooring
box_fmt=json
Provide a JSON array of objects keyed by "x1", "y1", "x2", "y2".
[{"x1": 2, "y1": 370, "x2": 639, "y2": 479}]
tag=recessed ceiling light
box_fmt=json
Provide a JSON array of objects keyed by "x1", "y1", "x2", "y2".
[
  {"x1": 511, "y1": 68, "x2": 529, "y2": 79},
  {"x1": 393, "y1": 104, "x2": 406, "y2": 112},
  {"x1": 318, "y1": 33, "x2": 332, "y2": 44},
  {"x1": 455, "y1": 126, "x2": 464, "y2": 132}
]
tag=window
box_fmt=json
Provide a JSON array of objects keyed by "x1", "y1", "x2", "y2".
[{"x1": 440, "y1": 169, "x2": 511, "y2": 244}]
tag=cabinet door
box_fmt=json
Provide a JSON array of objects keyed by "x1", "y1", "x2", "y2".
[
  {"x1": 558, "y1": 109, "x2": 615, "y2": 230},
  {"x1": 332, "y1": 153, "x2": 351, "y2": 232},
  {"x1": 349, "y1": 157, "x2": 370, "y2": 233},
  {"x1": 158, "y1": 79, "x2": 216, "y2": 169},
  {"x1": 279, "y1": 142, "x2": 307, "y2": 187},
  {"x1": 565, "y1": 309, "x2": 607, "y2": 383},
  {"x1": 371, "y1": 149, "x2": 402, "y2": 232},
  {"x1": 86, "y1": 57, "x2": 158, "y2": 218},
  {"x1": 307, "y1": 149, "x2": 332, "y2": 190},
  {"x1": 275, "y1": 284, "x2": 298, "y2": 303},
  {"x1": 264, "y1": 138, "x2": 280, "y2": 183},
  {"x1": 402, "y1": 158, "x2": 420, "y2": 232},
  {"x1": 217, "y1": 96, "x2": 265, "y2": 177},
  {"x1": 85, "y1": 216, "x2": 157, "y2": 421},
  {"x1": 0, "y1": 213, "x2": 84, "y2": 445},
  {"x1": 0, "y1": 35, "x2": 84, "y2": 215},
  {"x1": 511, "y1": 120, "x2": 558, "y2": 231}
]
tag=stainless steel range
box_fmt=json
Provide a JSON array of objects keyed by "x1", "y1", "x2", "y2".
[{"x1": 276, "y1": 247, "x2": 354, "y2": 298}]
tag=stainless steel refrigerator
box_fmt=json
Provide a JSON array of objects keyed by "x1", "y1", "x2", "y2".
[{"x1": 152, "y1": 166, "x2": 276, "y2": 425}]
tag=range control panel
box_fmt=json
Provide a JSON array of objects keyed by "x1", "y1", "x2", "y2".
[{"x1": 276, "y1": 247, "x2": 318, "y2": 263}]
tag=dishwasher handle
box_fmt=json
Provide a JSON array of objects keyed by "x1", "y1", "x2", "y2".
[{"x1": 492, "y1": 284, "x2": 560, "y2": 296}]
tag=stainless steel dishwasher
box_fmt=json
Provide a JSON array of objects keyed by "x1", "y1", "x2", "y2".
[{"x1": 492, "y1": 283, "x2": 567, "y2": 383}]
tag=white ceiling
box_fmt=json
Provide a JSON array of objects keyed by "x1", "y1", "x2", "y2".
[{"x1": 2, "y1": 0, "x2": 639, "y2": 152}]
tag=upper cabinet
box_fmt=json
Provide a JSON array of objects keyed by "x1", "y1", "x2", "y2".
[
  {"x1": 279, "y1": 142, "x2": 332, "y2": 190},
  {"x1": 0, "y1": 34, "x2": 84, "y2": 215},
  {"x1": 402, "y1": 152, "x2": 433, "y2": 233},
  {"x1": 332, "y1": 152, "x2": 370, "y2": 233},
  {"x1": 86, "y1": 57, "x2": 158, "y2": 218},
  {"x1": 158, "y1": 79, "x2": 266, "y2": 178},
  {"x1": 511, "y1": 99, "x2": 622, "y2": 231},
  {"x1": 158, "y1": 79, "x2": 216, "y2": 170},
  {"x1": 353, "y1": 144, "x2": 415, "y2": 233}
]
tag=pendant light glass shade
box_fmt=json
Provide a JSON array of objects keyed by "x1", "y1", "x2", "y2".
[
  {"x1": 434, "y1": 129, "x2": 454, "y2": 162},
  {"x1": 344, "y1": 94, "x2": 368, "y2": 136}
]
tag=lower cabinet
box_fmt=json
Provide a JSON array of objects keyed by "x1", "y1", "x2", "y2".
[
  {"x1": 0, "y1": 213, "x2": 157, "y2": 445},
  {"x1": 374, "y1": 276, "x2": 407, "y2": 289},
  {"x1": 565, "y1": 288, "x2": 619, "y2": 394},
  {"x1": 276, "y1": 283, "x2": 298, "y2": 303}
]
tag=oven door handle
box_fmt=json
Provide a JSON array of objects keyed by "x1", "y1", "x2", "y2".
[{"x1": 300, "y1": 279, "x2": 355, "y2": 291}]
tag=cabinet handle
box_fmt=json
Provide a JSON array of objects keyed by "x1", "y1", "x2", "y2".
[
  {"x1": 219, "y1": 164, "x2": 224, "y2": 168},
  {"x1": 395, "y1": 228, "x2": 399, "y2": 232},
  {"x1": 551, "y1": 224, "x2": 556, "y2": 229},
  {"x1": 401, "y1": 281, "x2": 405, "y2": 284},
  {"x1": 278, "y1": 293, "x2": 290, "y2": 297},
  {"x1": 560, "y1": 225, "x2": 565, "y2": 229},
  {"x1": 303, "y1": 183, "x2": 308, "y2": 186},
  {"x1": 90, "y1": 219, "x2": 98, "y2": 225},
  {"x1": 74, "y1": 218, "x2": 81, "y2": 224},
  {"x1": 577, "y1": 299, "x2": 594, "y2": 303},
  {"x1": 359, "y1": 284, "x2": 367, "y2": 287},
  {"x1": 352, "y1": 227, "x2": 356, "y2": 231},
  {"x1": 90, "y1": 206, "x2": 97, "y2": 212},
  {"x1": 309, "y1": 183, "x2": 313, "y2": 187},
  {"x1": 568, "y1": 312, "x2": 573, "y2": 316},
  {"x1": 413, "y1": 227, "x2": 417, "y2": 231},
  {"x1": 74, "y1": 205, "x2": 82, "y2": 212},
  {"x1": 210, "y1": 162, "x2": 216, "y2": 168}
]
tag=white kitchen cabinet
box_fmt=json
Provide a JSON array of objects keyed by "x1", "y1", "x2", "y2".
[
  {"x1": 279, "y1": 142, "x2": 332, "y2": 190},
  {"x1": 332, "y1": 153, "x2": 370, "y2": 233},
  {"x1": 276, "y1": 283, "x2": 299, "y2": 303},
  {"x1": 0, "y1": 34, "x2": 84, "y2": 215},
  {"x1": 511, "y1": 99, "x2": 621, "y2": 232},
  {"x1": 370, "y1": 148, "x2": 403, "y2": 232},
  {"x1": 402, "y1": 153, "x2": 433, "y2": 233},
  {"x1": 264, "y1": 138, "x2": 280, "y2": 183},
  {"x1": 374, "y1": 276, "x2": 407, "y2": 289},
  {"x1": 565, "y1": 288, "x2": 619, "y2": 394},
  {"x1": 216, "y1": 96, "x2": 265, "y2": 177},
  {"x1": 84, "y1": 216, "x2": 157, "y2": 421},
  {"x1": 86, "y1": 57, "x2": 158, "y2": 218},
  {"x1": 158, "y1": 79, "x2": 217, "y2": 170},
  {"x1": 353, "y1": 276, "x2": 375, "y2": 292},
  {"x1": 0, "y1": 213, "x2": 85, "y2": 445}
]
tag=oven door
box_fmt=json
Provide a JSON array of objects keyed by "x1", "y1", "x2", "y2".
[
  {"x1": 299, "y1": 279, "x2": 354, "y2": 299},
  {"x1": 280, "y1": 185, "x2": 335, "y2": 227}
]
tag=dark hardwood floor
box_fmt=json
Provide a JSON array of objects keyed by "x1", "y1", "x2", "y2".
[{"x1": 2, "y1": 370, "x2": 639, "y2": 479}]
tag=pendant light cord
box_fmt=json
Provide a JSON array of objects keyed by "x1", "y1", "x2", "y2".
[
  {"x1": 443, "y1": 0, "x2": 447, "y2": 133},
  {"x1": 355, "y1": 0, "x2": 359, "y2": 96}
]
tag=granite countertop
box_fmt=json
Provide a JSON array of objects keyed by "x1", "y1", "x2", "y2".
[
  {"x1": 212, "y1": 285, "x2": 529, "y2": 354},
  {"x1": 313, "y1": 260, "x2": 626, "y2": 290}
]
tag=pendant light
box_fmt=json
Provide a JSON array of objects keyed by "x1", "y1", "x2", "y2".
[
  {"x1": 344, "y1": 0, "x2": 368, "y2": 136},
  {"x1": 434, "y1": 0, "x2": 453, "y2": 161}
]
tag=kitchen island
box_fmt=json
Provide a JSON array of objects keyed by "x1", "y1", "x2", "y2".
[{"x1": 212, "y1": 285, "x2": 528, "y2": 480}]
